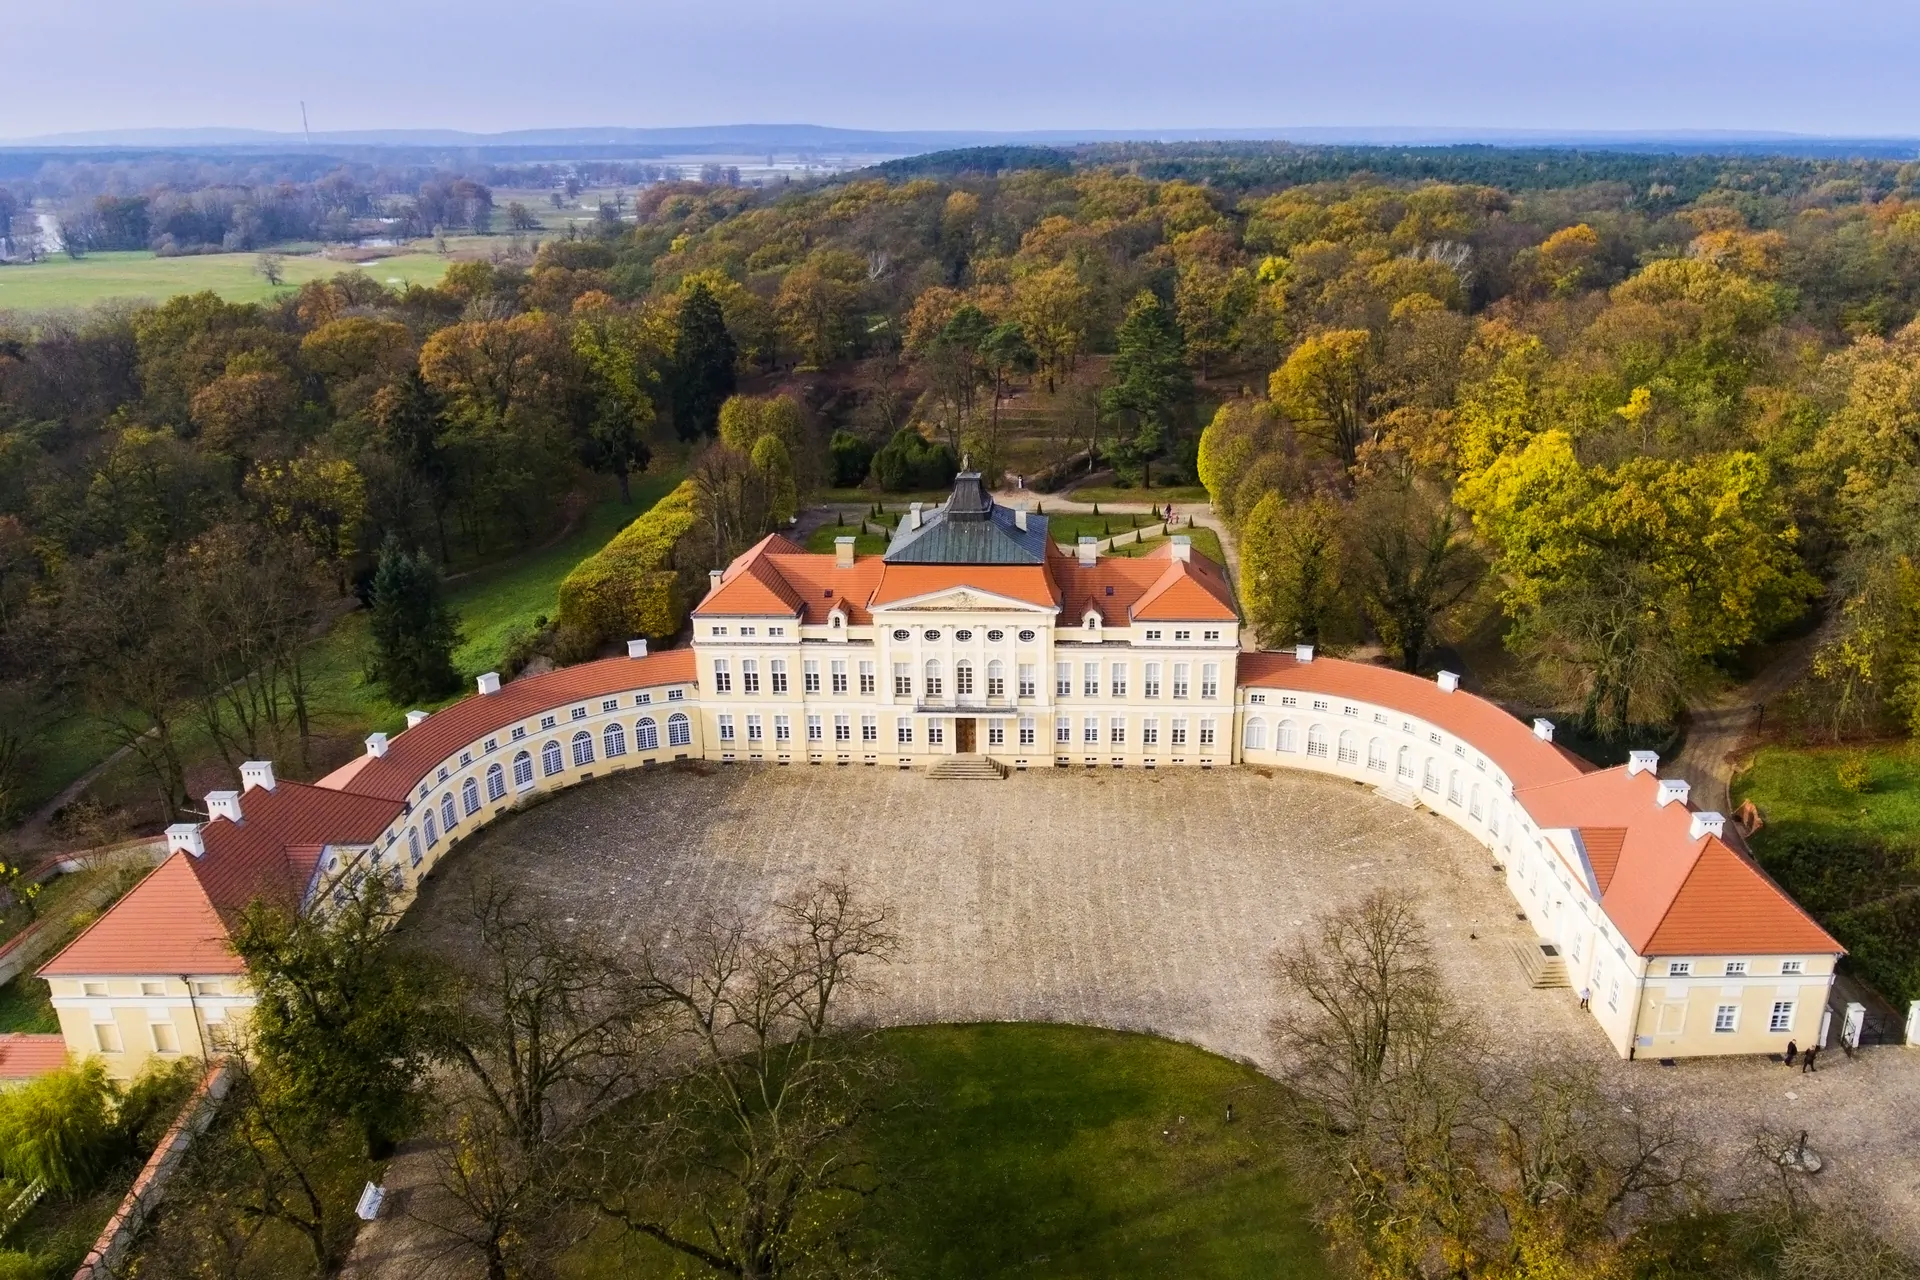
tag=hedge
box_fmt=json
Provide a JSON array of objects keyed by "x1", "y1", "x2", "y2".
[{"x1": 557, "y1": 479, "x2": 701, "y2": 644}]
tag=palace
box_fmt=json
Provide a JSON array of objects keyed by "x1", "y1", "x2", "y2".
[{"x1": 30, "y1": 473, "x2": 1841, "y2": 1079}]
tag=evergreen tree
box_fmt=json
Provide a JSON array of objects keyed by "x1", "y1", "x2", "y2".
[
  {"x1": 671, "y1": 282, "x2": 737, "y2": 442},
  {"x1": 1100, "y1": 291, "x2": 1191, "y2": 481},
  {"x1": 368, "y1": 535, "x2": 460, "y2": 703}
]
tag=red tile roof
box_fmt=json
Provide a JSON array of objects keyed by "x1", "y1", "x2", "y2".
[
  {"x1": 0, "y1": 1034, "x2": 68, "y2": 1080},
  {"x1": 868, "y1": 563, "x2": 1061, "y2": 611},
  {"x1": 41, "y1": 853, "x2": 248, "y2": 976},
  {"x1": 1578, "y1": 827, "x2": 1627, "y2": 894},
  {"x1": 695, "y1": 534, "x2": 809, "y2": 618},
  {"x1": 188, "y1": 781, "x2": 402, "y2": 917},
  {"x1": 761, "y1": 554, "x2": 887, "y2": 624},
  {"x1": 1050, "y1": 543, "x2": 1236, "y2": 624},
  {"x1": 327, "y1": 649, "x2": 698, "y2": 803}
]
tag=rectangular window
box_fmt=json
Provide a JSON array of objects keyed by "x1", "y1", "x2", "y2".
[
  {"x1": 151, "y1": 1022, "x2": 179, "y2": 1054},
  {"x1": 1056, "y1": 662, "x2": 1072, "y2": 697},
  {"x1": 1056, "y1": 717, "x2": 1072, "y2": 744},
  {"x1": 570, "y1": 706, "x2": 587, "y2": 721},
  {"x1": 1199, "y1": 719, "x2": 1216, "y2": 747},
  {"x1": 1201, "y1": 663, "x2": 1218, "y2": 699},
  {"x1": 769, "y1": 626, "x2": 784, "y2": 637},
  {"x1": 1143, "y1": 718, "x2": 1159, "y2": 746},
  {"x1": 928, "y1": 719, "x2": 945, "y2": 745},
  {"x1": 1172, "y1": 663, "x2": 1190, "y2": 699},
  {"x1": 740, "y1": 625, "x2": 756, "y2": 637},
  {"x1": 1111, "y1": 663, "x2": 1128, "y2": 698},
  {"x1": 989, "y1": 719, "x2": 1007, "y2": 746},
  {"x1": 1203, "y1": 629, "x2": 1220, "y2": 641},
  {"x1": 988, "y1": 666, "x2": 1006, "y2": 698},
  {"x1": 741, "y1": 660, "x2": 760, "y2": 694},
  {"x1": 956, "y1": 663, "x2": 974, "y2": 697},
  {"x1": 718, "y1": 714, "x2": 735, "y2": 742},
  {"x1": 1019, "y1": 717, "x2": 1036, "y2": 747},
  {"x1": 540, "y1": 715, "x2": 556, "y2": 730},
  {"x1": 1608, "y1": 978, "x2": 1620, "y2": 1010},
  {"x1": 807, "y1": 714, "x2": 823, "y2": 742},
  {"x1": 1084, "y1": 716, "x2": 1099, "y2": 744},
  {"x1": 1713, "y1": 1004, "x2": 1739, "y2": 1033},
  {"x1": 1174, "y1": 630, "x2": 1190, "y2": 641},
  {"x1": 771, "y1": 660, "x2": 789, "y2": 694},
  {"x1": 894, "y1": 663, "x2": 912, "y2": 697},
  {"x1": 1110, "y1": 717, "x2": 1126, "y2": 745},
  {"x1": 861, "y1": 714, "x2": 878, "y2": 742},
  {"x1": 95, "y1": 1023, "x2": 122, "y2": 1053},
  {"x1": 775, "y1": 714, "x2": 792, "y2": 742},
  {"x1": 1781, "y1": 960, "x2": 1804, "y2": 975},
  {"x1": 1171, "y1": 718, "x2": 1188, "y2": 747},
  {"x1": 804, "y1": 661, "x2": 821, "y2": 694},
  {"x1": 831, "y1": 660, "x2": 849, "y2": 694},
  {"x1": 1083, "y1": 663, "x2": 1099, "y2": 698},
  {"x1": 1725, "y1": 960, "x2": 1747, "y2": 976},
  {"x1": 897, "y1": 717, "x2": 914, "y2": 744},
  {"x1": 711, "y1": 625, "x2": 728, "y2": 637},
  {"x1": 1769, "y1": 1001, "x2": 1796, "y2": 1033},
  {"x1": 1668, "y1": 961, "x2": 1691, "y2": 977},
  {"x1": 859, "y1": 661, "x2": 876, "y2": 695},
  {"x1": 746, "y1": 714, "x2": 763, "y2": 742},
  {"x1": 713, "y1": 660, "x2": 731, "y2": 693},
  {"x1": 1019, "y1": 664, "x2": 1037, "y2": 698},
  {"x1": 1144, "y1": 662, "x2": 1162, "y2": 698},
  {"x1": 834, "y1": 714, "x2": 851, "y2": 742}
]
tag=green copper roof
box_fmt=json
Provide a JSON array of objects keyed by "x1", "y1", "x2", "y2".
[{"x1": 883, "y1": 474, "x2": 1050, "y2": 565}]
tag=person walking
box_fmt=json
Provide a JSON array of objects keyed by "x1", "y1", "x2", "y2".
[
  {"x1": 1802, "y1": 1045, "x2": 1818, "y2": 1073},
  {"x1": 1785, "y1": 1039, "x2": 1798, "y2": 1067},
  {"x1": 1578, "y1": 986, "x2": 1591, "y2": 1010}
]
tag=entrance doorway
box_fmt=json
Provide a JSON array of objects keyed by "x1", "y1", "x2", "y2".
[{"x1": 956, "y1": 718, "x2": 976, "y2": 753}]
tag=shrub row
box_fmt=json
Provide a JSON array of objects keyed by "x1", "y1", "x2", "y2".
[{"x1": 556, "y1": 479, "x2": 702, "y2": 646}]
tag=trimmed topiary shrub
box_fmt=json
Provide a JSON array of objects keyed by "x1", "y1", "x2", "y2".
[{"x1": 556, "y1": 479, "x2": 701, "y2": 647}]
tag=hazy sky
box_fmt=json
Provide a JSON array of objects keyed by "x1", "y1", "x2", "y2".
[{"x1": 8, "y1": 0, "x2": 1920, "y2": 139}]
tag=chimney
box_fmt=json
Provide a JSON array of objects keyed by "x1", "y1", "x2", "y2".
[
  {"x1": 1436, "y1": 671, "x2": 1460, "y2": 693},
  {"x1": 406, "y1": 709, "x2": 429, "y2": 729},
  {"x1": 1077, "y1": 536, "x2": 1097, "y2": 567},
  {"x1": 166, "y1": 823, "x2": 205, "y2": 858},
  {"x1": 1689, "y1": 811, "x2": 1726, "y2": 840},
  {"x1": 909, "y1": 502, "x2": 923, "y2": 529},
  {"x1": 239, "y1": 760, "x2": 276, "y2": 792},
  {"x1": 709, "y1": 568, "x2": 723, "y2": 592},
  {"x1": 365, "y1": 731, "x2": 389, "y2": 759},
  {"x1": 1014, "y1": 506, "x2": 1028, "y2": 532},
  {"x1": 205, "y1": 790, "x2": 243, "y2": 825},
  {"x1": 477, "y1": 672, "x2": 501, "y2": 696},
  {"x1": 1656, "y1": 778, "x2": 1691, "y2": 808},
  {"x1": 1170, "y1": 535, "x2": 1192, "y2": 563},
  {"x1": 1295, "y1": 643, "x2": 1315, "y2": 663},
  {"x1": 1532, "y1": 718, "x2": 1555, "y2": 742},
  {"x1": 627, "y1": 637, "x2": 648, "y2": 659},
  {"x1": 1627, "y1": 750, "x2": 1658, "y2": 777},
  {"x1": 834, "y1": 535, "x2": 856, "y2": 568}
]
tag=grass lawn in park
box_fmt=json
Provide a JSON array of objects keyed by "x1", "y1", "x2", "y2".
[
  {"x1": 1107, "y1": 525, "x2": 1227, "y2": 564},
  {"x1": 562, "y1": 1023, "x2": 1328, "y2": 1279},
  {"x1": 1063, "y1": 483, "x2": 1211, "y2": 506},
  {"x1": 0, "y1": 248, "x2": 452, "y2": 312},
  {"x1": 803, "y1": 523, "x2": 889, "y2": 555},
  {"x1": 1732, "y1": 741, "x2": 1920, "y2": 848}
]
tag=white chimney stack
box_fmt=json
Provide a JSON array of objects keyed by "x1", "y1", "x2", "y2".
[
  {"x1": 166, "y1": 823, "x2": 205, "y2": 858},
  {"x1": 477, "y1": 672, "x2": 501, "y2": 696},
  {"x1": 1014, "y1": 506, "x2": 1028, "y2": 532},
  {"x1": 406, "y1": 710, "x2": 429, "y2": 729},
  {"x1": 834, "y1": 535, "x2": 856, "y2": 568},
  {"x1": 1689, "y1": 811, "x2": 1726, "y2": 840},
  {"x1": 365, "y1": 732, "x2": 389, "y2": 759},
  {"x1": 627, "y1": 637, "x2": 648, "y2": 659},
  {"x1": 1656, "y1": 778, "x2": 1691, "y2": 808},
  {"x1": 1436, "y1": 671, "x2": 1460, "y2": 693},
  {"x1": 240, "y1": 760, "x2": 276, "y2": 792},
  {"x1": 1627, "y1": 750, "x2": 1658, "y2": 777},
  {"x1": 909, "y1": 502, "x2": 923, "y2": 529},
  {"x1": 1532, "y1": 718, "x2": 1555, "y2": 742},
  {"x1": 1077, "y1": 536, "x2": 1098, "y2": 567},
  {"x1": 1295, "y1": 643, "x2": 1315, "y2": 663},
  {"x1": 1170, "y1": 535, "x2": 1192, "y2": 563},
  {"x1": 709, "y1": 568, "x2": 723, "y2": 592},
  {"x1": 205, "y1": 790, "x2": 243, "y2": 825}
]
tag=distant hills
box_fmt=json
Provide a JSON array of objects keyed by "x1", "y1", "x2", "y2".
[{"x1": 5, "y1": 123, "x2": 1919, "y2": 159}]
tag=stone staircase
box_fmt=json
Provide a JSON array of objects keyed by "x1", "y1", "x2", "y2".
[
  {"x1": 928, "y1": 754, "x2": 1009, "y2": 781},
  {"x1": 1373, "y1": 781, "x2": 1420, "y2": 809},
  {"x1": 1509, "y1": 940, "x2": 1569, "y2": 989}
]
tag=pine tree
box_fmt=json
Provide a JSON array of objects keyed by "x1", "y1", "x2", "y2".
[
  {"x1": 671, "y1": 282, "x2": 737, "y2": 441},
  {"x1": 368, "y1": 536, "x2": 461, "y2": 703},
  {"x1": 1100, "y1": 291, "x2": 1192, "y2": 482}
]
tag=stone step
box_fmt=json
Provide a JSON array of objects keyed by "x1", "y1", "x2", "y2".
[
  {"x1": 928, "y1": 754, "x2": 1009, "y2": 780},
  {"x1": 1508, "y1": 939, "x2": 1570, "y2": 988},
  {"x1": 1373, "y1": 781, "x2": 1420, "y2": 809}
]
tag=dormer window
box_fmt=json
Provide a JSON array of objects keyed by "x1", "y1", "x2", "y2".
[
  {"x1": 1083, "y1": 612, "x2": 1100, "y2": 630},
  {"x1": 1668, "y1": 961, "x2": 1692, "y2": 977},
  {"x1": 1104, "y1": 585, "x2": 1114, "y2": 596},
  {"x1": 830, "y1": 613, "x2": 844, "y2": 629},
  {"x1": 824, "y1": 588, "x2": 834, "y2": 598}
]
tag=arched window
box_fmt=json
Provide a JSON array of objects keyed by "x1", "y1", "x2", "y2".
[
  {"x1": 424, "y1": 809, "x2": 439, "y2": 846},
  {"x1": 1244, "y1": 718, "x2": 1268, "y2": 750},
  {"x1": 541, "y1": 740, "x2": 564, "y2": 776},
  {"x1": 572, "y1": 731, "x2": 595, "y2": 768},
  {"x1": 1470, "y1": 783, "x2": 1483, "y2": 820},
  {"x1": 924, "y1": 660, "x2": 943, "y2": 698},
  {"x1": 1447, "y1": 769, "x2": 1462, "y2": 804},
  {"x1": 955, "y1": 660, "x2": 974, "y2": 698},
  {"x1": 441, "y1": 793, "x2": 457, "y2": 829},
  {"x1": 461, "y1": 777, "x2": 480, "y2": 815},
  {"x1": 408, "y1": 827, "x2": 422, "y2": 867},
  {"x1": 1490, "y1": 805, "x2": 1503, "y2": 837},
  {"x1": 830, "y1": 611, "x2": 844, "y2": 630},
  {"x1": 604, "y1": 722, "x2": 627, "y2": 758},
  {"x1": 1367, "y1": 737, "x2": 1386, "y2": 771},
  {"x1": 1337, "y1": 729, "x2": 1357, "y2": 765},
  {"x1": 1084, "y1": 612, "x2": 1100, "y2": 632},
  {"x1": 1278, "y1": 719, "x2": 1298, "y2": 752},
  {"x1": 1422, "y1": 758, "x2": 1440, "y2": 792},
  {"x1": 486, "y1": 762, "x2": 506, "y2": 802},
  {"x1": 1306, "y1": 724, "x2": 1328, "y2": 758},
  {"x1": 512, "y1": 751, "x2": 533, "y2": 788},
  {"x1": 636, "y1": 718, "x2": 659, "y2": 752},
  {"x1": 987, "y1": 660, "x2": 1005, "y2": 699},
  {"x1": 667, "y1": 713, "x2": 691, "y2": 747},
  {"x1": 1397, "y1": 745, "x2": 1413, "y2": 780}
]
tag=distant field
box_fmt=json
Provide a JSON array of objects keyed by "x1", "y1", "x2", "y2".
[{"x1": 0, "y1": 248, "x2": 453, "y2": 312}]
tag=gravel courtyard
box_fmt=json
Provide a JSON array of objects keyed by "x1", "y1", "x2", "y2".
[{"x1": 384, "y1": 763, "x2": 1920, "y2": 1256}]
